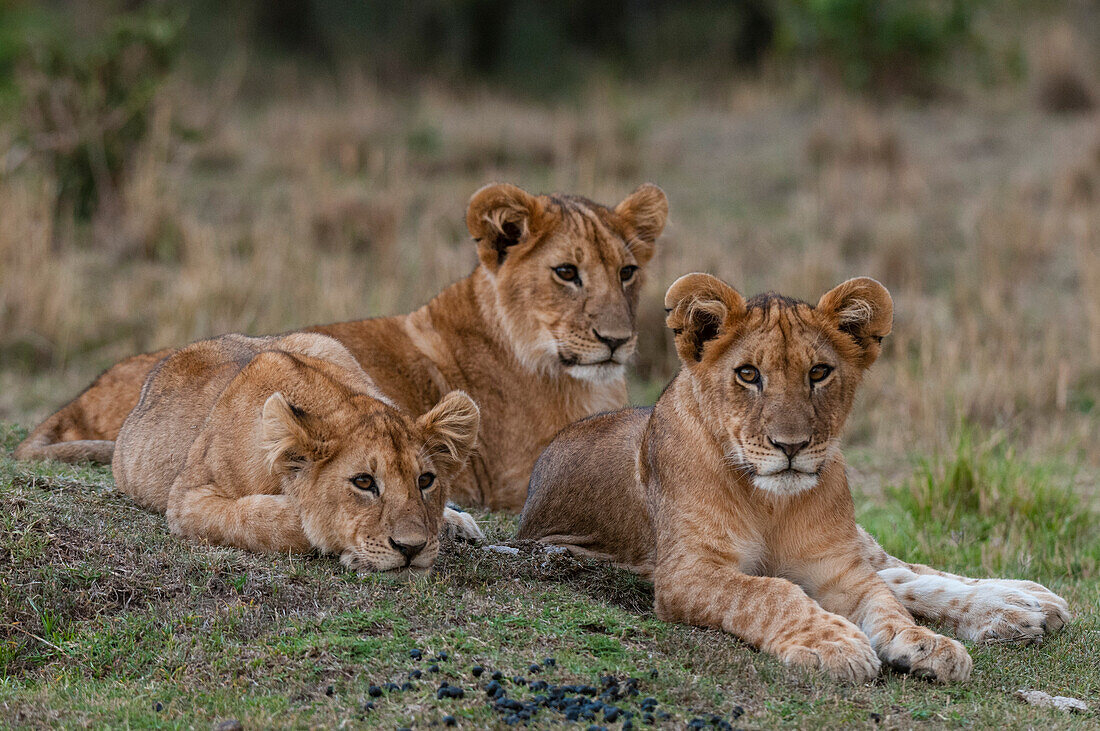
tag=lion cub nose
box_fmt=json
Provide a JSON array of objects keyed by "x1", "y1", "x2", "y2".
[
  {"x1": 593, "y1": 330, "x2": 630, "y2": 354},
  {"x1": 768, "y1": 437, "x2": 810, "y2": 459},
  {"x1": 389, "y1": 537, "x2": 427, "y2": 561}
]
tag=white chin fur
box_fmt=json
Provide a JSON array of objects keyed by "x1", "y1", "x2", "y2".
[
  {"x1": 752, "y1": 471, "x2": 820, "y2": 496},
  {"x1": 566, "y1": 363, "x2": 626, "y2": 383}
]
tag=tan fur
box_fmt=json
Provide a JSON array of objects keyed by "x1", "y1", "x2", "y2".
[
  {"x1": 16, "y1": 183, "x2": 668, "y2": 513},
  {"x1": 521, "y1": 275, "x2": 976, "y2": 683},
  {"x1": 112, "y1": 332, "x2": 482, "y2": 572}
]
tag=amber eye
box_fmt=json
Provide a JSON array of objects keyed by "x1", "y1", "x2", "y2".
[
  {"x1": 418, "y1": 472, "x2": 436, "y2": 491},
  {"x1": 809, "y1": 364, "x2": 833, "y2": 384},
  {"x1": 350, "y1": 473, "x2": 378, "y2": 495},
  {"x1": 736, "y1": 365, "x2": 760, "y2": 384},
  {"x1": 619, "y1": 265, "x2": 638, "y2": 283},
  {"x1": 553, "y1": 264, "x2": 579, "y2": 283}
]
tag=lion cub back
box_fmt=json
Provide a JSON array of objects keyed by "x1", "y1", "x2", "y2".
[
  {"x1": 517, "y1": 407, "x2": 655, "y2": 574},
  {"x1": 112, "y1": 332, "x2": 364, "y2": 513}
]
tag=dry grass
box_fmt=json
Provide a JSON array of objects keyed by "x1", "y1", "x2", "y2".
[{"x1": 1, "y1": 68, "x2": 1098, "y2": 483}]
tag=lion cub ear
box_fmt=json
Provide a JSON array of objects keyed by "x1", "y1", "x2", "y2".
[
  {"x1": 664, "y1": 273, "x2": 746, "y2": 364},
  {"x1": 261, "y1": 392, "x2": 327, "y2": 475},
  {"x1": 418, "y1": 391, "x2": 481, "y2": 477},
  {"x1": 816, "y1": 277, "x2": 893, "y2": 367},
  {"x1": 614, "y1": 183, "x2": 668, "y2": 265},
  {"x1": 467, "y1": 183, "x2": 546, "y2": 271}
]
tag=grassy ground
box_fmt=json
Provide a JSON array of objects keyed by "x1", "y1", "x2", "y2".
[
  {"x1": 2, "y1": 9, "x2": 1099, "y2": 727},
  {"x1": 2, "y1": 424, "x2": 1097, "y2": 730}
]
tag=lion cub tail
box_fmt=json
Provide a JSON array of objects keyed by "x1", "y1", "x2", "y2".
[{"x1": 13, "y1": 427, "x2": 116, "y2": 464}]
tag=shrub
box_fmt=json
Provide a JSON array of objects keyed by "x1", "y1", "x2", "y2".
[
  {"x1": 777, "y1": 0, "x2": 978, "y2": 94},
  {"x1": 13, "y1": 6, "x2": 183, "y2": 221}
]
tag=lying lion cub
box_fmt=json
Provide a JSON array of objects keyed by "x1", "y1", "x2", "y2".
[
  {"x1": 521, "y1": 274, "x2": 1031, "y2": 682},
  {"x1": 112, "y1": 332, "x2": 482, "y2": 572}
]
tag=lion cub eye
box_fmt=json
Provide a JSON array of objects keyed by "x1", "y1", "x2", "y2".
[
  {"x1": 809, "y1": 364, "x2": 833, "y2": 384},
  {"x1": 736, "y1": 365, "x2": 760, "y2": 384},
  {"x1": 350, "y1": 473, "x2": 378, "y2": 495},
  {"x1": 418, "y1": 472, "x2": 436, "y2": 491},
  {"x1": 619, "y1": 265, "x2": 638, "y2": 283},
  {"x1": 552, "y1": 264, "x2": 580, "y2": 283}
]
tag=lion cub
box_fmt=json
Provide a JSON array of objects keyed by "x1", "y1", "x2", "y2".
[
  {"x1": 112, "y1": 332, "x2": 482, "y2": 572},
  {"x1": 519, "y1": 274, "x2": 974, "y2": 683}
]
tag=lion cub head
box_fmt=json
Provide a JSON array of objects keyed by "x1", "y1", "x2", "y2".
[
  {"x1": 665, "y1": 274, "x2": 892, "y2": 496},
  {"x1": 261, "y1": 386, "x2": 479, "y2": 573},
  {"x1": 466, "y1": 182, "x2": 668, "y2": 383}
]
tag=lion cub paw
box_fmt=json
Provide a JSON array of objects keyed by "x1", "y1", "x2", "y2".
[
  {"x1": 961, "y1": 579, "x2": 1071, "y2": 643},
  {"x1": 442, "y1": 506, "x2": 484, "y2": 543},
  {"x1": 879, "y1": 627, "x2": 972, "y2": 682},
  {"x1": 778, "y1": 620, "x2": 881, "y2": 684}
]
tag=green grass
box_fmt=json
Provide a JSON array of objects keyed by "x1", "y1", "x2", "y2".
[{"x1": 1, "y1": 422, "x2": 1097, "y2": 729}]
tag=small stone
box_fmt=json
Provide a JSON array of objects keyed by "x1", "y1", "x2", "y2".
[
  {"x1": 482, "y1": 544, "x2": 520, "y2": 555},
  {"x1": 1015, "y1": 689, "x2": 1088, "y2": 713},
  {"x1": 213, "y1": 721, "x2": 243, "y2": 731}
]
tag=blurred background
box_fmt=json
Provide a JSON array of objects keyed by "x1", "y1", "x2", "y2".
[{"x1": 0, "y1": 0, "x2": 1097, "y2": 484}]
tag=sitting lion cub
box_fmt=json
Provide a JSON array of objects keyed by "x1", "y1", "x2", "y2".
[
  {"x1": 112, "y1": 332, "x2": 482, "y2": 572},
  {"x1": 519, "y1": 275, "x2": 977, "y2": 683}
]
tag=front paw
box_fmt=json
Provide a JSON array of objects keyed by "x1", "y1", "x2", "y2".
[
  {"x1": 960, "y1": 580, "x2": 1071, "y2": 643},
  {"x1": 442, "y1": 507, "x2": 484, "y2": 543},
  {"x1": 778, "y1": 621, "x2": 881, "y2": 684},
  {"x1": 879, "y1": 626, "x2": 972, "y2": 682}
]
